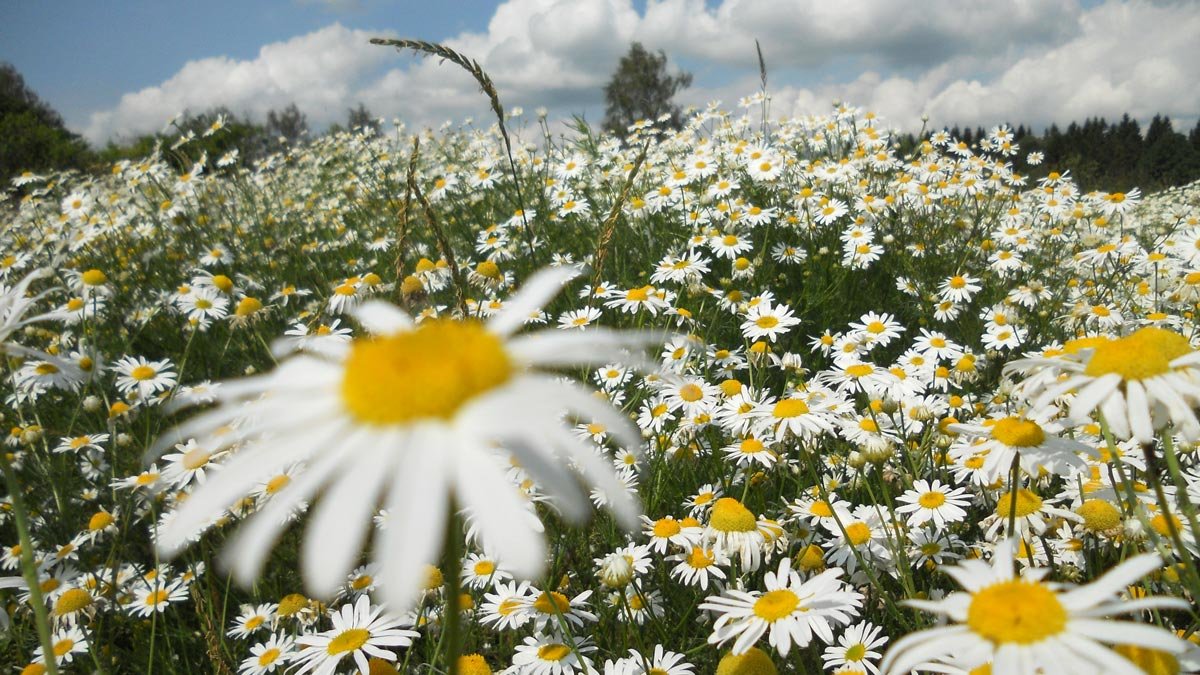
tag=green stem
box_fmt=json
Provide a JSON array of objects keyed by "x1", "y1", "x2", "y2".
[
  {"x1": 0, "y1": 453, "x2": 59, "y2": 675},
  {"x1": 443, "y1": 505, "x2": 463, "y2": 675}
]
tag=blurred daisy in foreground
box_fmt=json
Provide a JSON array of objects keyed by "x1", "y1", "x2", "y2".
[
  {"x1": 880, "y1": 539, "x2": 1187, "y2": 675},
  {"x1": 154, "y1": 267, "x2": 649, "y2": 613}
]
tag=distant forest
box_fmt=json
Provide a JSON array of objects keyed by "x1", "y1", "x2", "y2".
[
  {"x1": 4, "y1": 60, "x2": 1200, "y2": 194},
  {"x1": 895, "y1": 114, "x2": 1200, "y2": 194}
]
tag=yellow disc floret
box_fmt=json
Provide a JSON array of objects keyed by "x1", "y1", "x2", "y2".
[
  {"x1": 710, "y1": 497, "x2": 757, "y2": 533},
  {"x1": 1085, "y1": 327, "x2": 1192, "y2": 381},
  {"x1": 967, "y1": 580, "x2": 1067, "y2": 644},
  {"x1": 341, "y1": 321, "x2": 512, "y2": 424},
  {"x1": 990, "y1": 417, "x2": 1046, "y2": 448}
]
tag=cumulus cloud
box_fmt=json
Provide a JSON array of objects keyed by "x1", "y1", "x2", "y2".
[
  {"x1": 81, "y1": 0, "x2": 1200, "y2": 143},
  {"x1": 83, "y1": 24, "x2": 392, "y2": 143},
  {"x1": 754, "y1": 0, "x2": 1200, "y2": 131}
]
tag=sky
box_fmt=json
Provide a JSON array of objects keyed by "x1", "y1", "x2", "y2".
[{"x1": 3, "y1": 0, "x2": 1198, "y2": 145}]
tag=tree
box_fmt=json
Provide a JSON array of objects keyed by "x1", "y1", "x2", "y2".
[
  {"x1": 347, "y1": 102, "x2": 381, "y2": 135},
  {"x1": 602, "y1": 42, "x2": 692, "y2": 136},
  {"x1": 266, "y1": 103, "x2": 308, "y2": 147},
  {"x1": 1, "y1": 62, "x2": 91, "y2": 185}
]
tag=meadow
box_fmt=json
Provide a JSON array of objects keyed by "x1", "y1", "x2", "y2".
[{"x1": 2, "y1": 77, "x2": 1200, "y2": 675}]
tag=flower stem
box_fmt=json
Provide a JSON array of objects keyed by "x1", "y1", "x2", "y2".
[
  {"x1": 0, "y1": 453, "x2": 59, "y2": 675},
  {"x1": 443, "y1": 505, "x2": 463, "y2": 675}
]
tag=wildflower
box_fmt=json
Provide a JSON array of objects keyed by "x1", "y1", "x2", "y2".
[
  {"x1": 155, "y1": 268, "x2": 647, "y2": 612},
  {"x1": 895, "y1": 480, "x2": 971, "y2": 529},
  {"x1": 699, "y1": 557, "x2": 862, "y2": 656},
  {"x1": 291, "y1": 595, "x2": 417, "y2": 675},
  {"x1": 880, "y1": 540, "x2": 1188, "y2": 674}
]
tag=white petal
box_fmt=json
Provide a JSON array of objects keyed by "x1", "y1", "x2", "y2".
[
  {"x1": 487, "y1": 266, "x2": 579, "y2": 336},
  {"x1": 302, "y1": 442, "x2": 396, "y2": 598},
  {"x1": 353, "y1": 300, "x2": 413, "y2": 335},
  {"x1": 1059, "y1": 553, "x2": 1161, "y2": 610},
  {"x1": 377, "y1": 425, "x2": 449, "y2": 613},
  {"x1": 453, "y1": 443, "x2": 546, "y2": 579}
]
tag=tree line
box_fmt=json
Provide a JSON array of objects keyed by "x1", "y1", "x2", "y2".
[
  {"x1": 4, "y1": 58, "x2": 1200, "y2": 195},
  {"x1": 895, "y1": 114, "x2": 1200, "y2": 194}
]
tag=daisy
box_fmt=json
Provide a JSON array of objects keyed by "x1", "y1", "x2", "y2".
[
  {"x1": 668, "y1": 545, "x2": 728, "y2": 591},
  {"x1": 642, "y1": 515, "x2": 701, "y2": 554},
  {"x1": 558, "y1": 306, "x2": 603, "y2": 330},
  {"x1": 880, "y1": 540, "x2": 1188, "y2": 675},
  {"x1": 291, "y1": 595, "x2": 417, "y2": 675},
  {"x1": 113, "y1": 356, "x2": 177, "y2": 400},
  {"x1": 699, "y1": 557, "x2": 862, "y2": 657},
  {"x1": 462, "y1": 552, "x2": 510, "y2": 590},
  {"x1": 740, "y1": 302, "x2": 801, "y2": 342},
  {"x1": 128, "y1": 580, "x2": 189, "y2": 617},
  {"x1": 34, "y1": 626, "x2": 89, "y2": 666},
  {"x1": 948, "y1": 415, "x2": 1094, "y2": 480},
  {"x1": 1015, "y1": 327, "x2": 1200, "y2": 443},
  {"x1": 623, "y1": 645, "x2": 694, "y2": 675},
  {"x1": 703, "y1": 497, "x2": 769, "y2": 571},
  {"x1": 895, "y1": 480, "x2": 970, "y2": 529},
  {"x1": 938, "y1": 274, "x2": 982, "y2": 304},
  {"x1": 241, "y1": 633, "x2": 296, "y2": 674},
  {"x1": 823, "y1": 622, "x2": 888, "y2": 675},
  {"x1": 228, "y1": 603, "x2": 277, "y2": 639},
  {"x1": 479, "y1": 580, "x2": 535, "y2": 631},
  {"x1": 511, "y1": 634, "x2": 596, "y2": 675},
  {"x1": 154, "y1": 267, "x2": 647, "y2": 612}
]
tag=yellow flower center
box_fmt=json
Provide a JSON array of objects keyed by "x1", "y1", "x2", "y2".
[
  {"x1": 81, "y1": 269, "x2": 107, "y2": 285},
  {"x1": 772, "y1": 398, "x2": 809, "y2": 418},
  {"x1": 626, "y1": 287, "x2": 650, "y2": 302},
  {"x1": 35, "y1": 363, "x2": 59, "y2": 375},
  {"x1": 716, "y1": 647, "x2": 777, "y2": 675},
  {"x1": 476, "y1": 261, "x2": 501, "y2": 279},
  {"x1": 967, "y1": 580, "x2": 1066, "y2": 644},
  {"x1": 846, "y1": 364, "x2": 873, "y2": 378},
  {"x1": 679, "y1": 384, "x2": 704, "y2": 402},
  {"x1": 755, "y1": 315, "x2": 779, "y2": 329},
  {"x1": 809, "y1": 500, "x2": 833, "y2": 517},
  {"x1": 341, "y1": 321, "x2": 512, "y2": 424},
  {"x1": 687, "y1": 547, "x2": 714, "y2": 568},
  {"x1": 498, "y1": 598, "x2": 522, "y2": 616},
  {"x1": 1113, "y1": 645, "x2": 1180, "y2": 675},
  {"x1": 533, "y1": 591, "x2": 570, "y2": 615},
  {"x1": 1076, "y1": 499, "x2": 1121, "y2": 532},
  {"x1": 845, "y1": 522, "x2": 872, "y2": 546},
  {"x1": 351, "y1": 575, "x2": 373, "y2": 590},
  {"x1": 245, "y1": 615, "x2": 265, "y2": 630},
  {"x1": 130, "y1": 365, "x2": 157, "y2": 381},
  {"x1": 995, "y1": 489, "x2": 1043, "y2": 519},
  {"x1": 182, "y1": 447, "x2": 212, "y2": 471},
  {"x1": 844, "y1": 644, "x2": 867, "y2": 661},
  {"x1": 265, "y1": 474, "x2": 290, "y2": 494},
  {"x1": 918, "y1": 491, "x2": 946, "y2": 509},
  {"x1": 740, "y1": 438, "x2": 765, "y2": 455},
  {"x1": 653, "y1": 518, "x2": 682, "y2": 538},
  {"x1": 990, "y1": 417, "x2": 1045, "y2": 447},
  {"x1": 258, "y1": 648, "x2": 282, "y2": 666},
  {"x1": 710, "y1": 497, "x2": 757, "y2": 532},
  {"x1": 54, "y1": 588, "x2": 93, "y2": 615},
  {"x1": 1084, "y1": 327, "x2": 1192, "y2": 381},
  {"x1": 88, "y1": 509, "x2": 112, "y2": 530},
  {"x1": 473, "y1": 560, "x2": 496, "y2": 576},
  {"x1": 537, "y1": 644, "x2": 572, "y2": 662},
  {"x1": 327, "y1": 628, "x2": 370, "y2": 655},
  {"x1": 53, "y1": 639, "x2": 75, "y2": 657},
  {"x1": 144, "y1": 589, "x2": 169, "y2": 606},
  {"x1": 949, "y1": 276, "x2": 967, "y2": 289},
  {"x1": 459, "y1": 654, "x2": 492, "y2": 675},
  {"x1": 277, "y1": 593, "x2": 307, "y2": 616},
  {"x1": 753, "y1": 589, "x2": 800, "y2": 621}
]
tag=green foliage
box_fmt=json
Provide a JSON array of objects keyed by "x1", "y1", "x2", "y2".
[
  {"x1": 0, "y1": 62, "x2": 92, "y2": 184},
  {"x1": 602, "y1": 42, "x2": 692, "y2": 137}
]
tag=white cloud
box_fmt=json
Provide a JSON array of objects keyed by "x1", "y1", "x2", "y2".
[
  {"x1": 83, "y1": 24, "x2": 392, "y2": 143},
  {"x1": 81, "y1": 0, "x2": 1200, "y2": 143}
]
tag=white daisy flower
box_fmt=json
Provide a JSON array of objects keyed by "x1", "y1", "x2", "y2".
[
  {"x1": 881, "y1": 540, "x2": 1188, "y2": 675},
  {"x1": 291, "y1": 595, "x2": 417, "y2": 675},
  {"x1": 154, "y1": 267, "x2": 649, "y2": 613},
  {"x1": 699, "y1": 556, "x2": 863, "y2": 656}
]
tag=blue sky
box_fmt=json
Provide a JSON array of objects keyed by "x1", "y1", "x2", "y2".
[{"x1": 3, "y1": 0, "x2": 1196, "y2": 144}]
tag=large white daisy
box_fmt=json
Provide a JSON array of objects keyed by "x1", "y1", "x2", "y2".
[
  {"x1": 153, "y1": 267, "x2": 648, "y2": 612},
  {"x1": 880, "y1": 539, "x2": 1188, "y2": 674}
]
